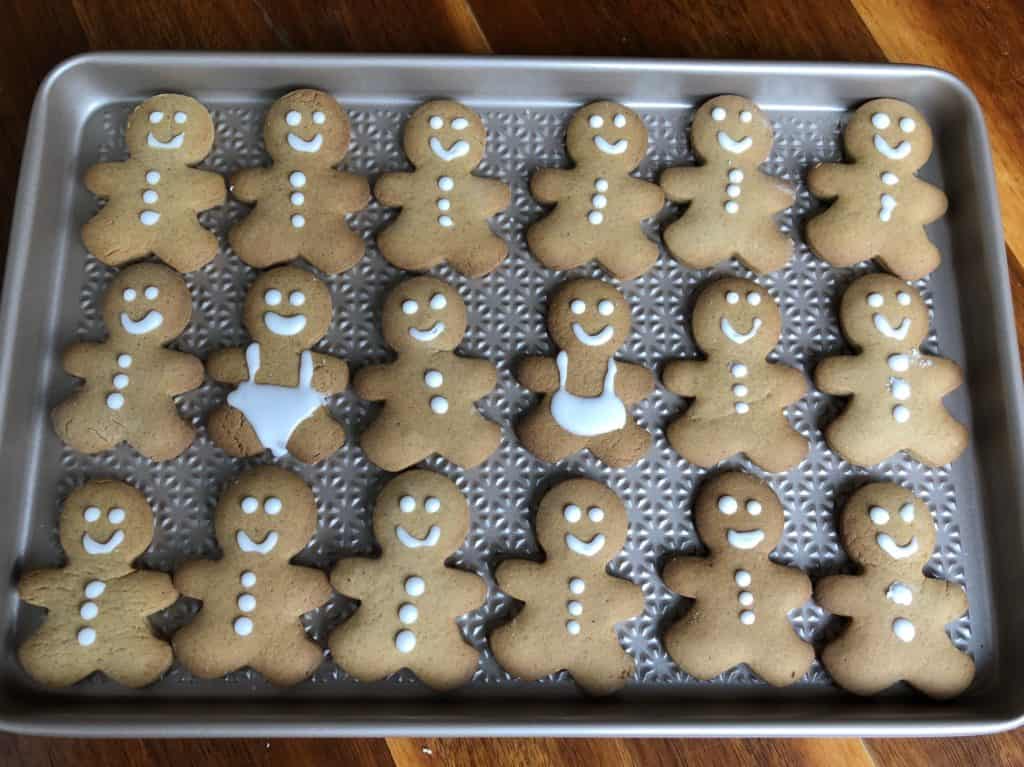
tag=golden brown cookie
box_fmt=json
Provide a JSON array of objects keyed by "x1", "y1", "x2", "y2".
[
  {"x1": 18, "y1": 480, "x2": 177, "y2": 688},
  {"x1": 661, "y1": 472, "x2": 813, "y2": 686},
  {"x1": 527, "y1": 101, "x2": 664, "y2": 280},
  {"x1": 82, "y1": 94, "x2": 225, "y2": 272},
  {"x1": 807, "y1": 99, "x2": 948, "y2": 280},
  {"x1": 660, "y1": 95, "x2": 794, "y2": 273},
  {"x1": 229, "y1": 89, "x2": 370, "y2": 273},
  {"x1": 815, "y1": 274, "x2": 967, "y2": 467},
  {"x1": 663, "y1": 277, "x2": 807, "y2": 472},
  {"x1": 816, "y1": 482, "x2": 973, "y2": 698},
  {"x1": 490, "y1": 478, "x2": 643, "y2": 695},
  {"x1": 330, "y1": 470, "x2": 485, "y2": 690},
  {"x1": 52, "y1": 263, "x2": 204, "y2": 461}
]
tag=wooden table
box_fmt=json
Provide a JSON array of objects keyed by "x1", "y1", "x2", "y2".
[{"x1": 1, "y1": 1, "x2": 1022, "y2": 764}]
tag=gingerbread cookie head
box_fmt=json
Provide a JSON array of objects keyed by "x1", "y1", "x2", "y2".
[
  {"x1": 215, "y1": 466, "x2": 319, "y2": 562},
  {"x1": 381, "y1": 276, "x2": 467, "y2": 353},
  {"x1": 839, "y1": 274, "x2": 928, "y2": 351},
  {"x1": 372, "y1": 470, "x2": 470, "y2": 556},
  {"x1": 839, "y1": 482, "x2": 935, "y2": 575},
  {"x1": 547, "y1": 279, "x2": 631, "y2": 356},
  {"x1": 690, "y1": 95, "x2": 773, "y2": 167},
  {"x1": 59, "y1": 480, "x2": 154, "y2": 569},
  {"x1": 534, "y1": 479, "x2": 629, "y2": 565},
  {"x1": 402, "y1": 100, "x2": 486, "y2": 173},
  {"x1": 691, "y1": 277, "x2": 780, "y2": 360},
  {"x1": 565, "y1": 101, "x2": 647, "y2": 170},
  {"x1": 693, "y1": 472, "x2": 784, "y2": 557},
  {"x1": 124, "y1": 94, "x2": 215, "y2": 166},
  {"x1": 242, "y1": 266, "x2": 332, "y2": 348},
  {"x1": 262, "y1": 89, "x2": 351, "y2": 166},
  {"x1": 843, "y1": 99, "x2": 933, "y2": 171},
  {"x1": 104, "y1": 263, "x2": 193, "y2": 345}
]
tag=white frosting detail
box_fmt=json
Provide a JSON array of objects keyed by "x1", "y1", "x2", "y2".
[
  {"x1": 738, "y1": 591, "x2": 754, "y2": 607},
  {"x1": 395, "y1": 629, "x2": 416, "y2": 653},
  {"x1": 120, "y1": 311, "x2": 164, "y2": 335},
  {"x1": 886, "y1": 582, "x2": 913, "y2": 606},
  {"x1": 430, "y1": 396, "x2": 449, "y2": 413},
  {"x1": 873, "y1": 313, "x2": 910, "y2": 340},
  {"x1": 424, "y1": 370, "x2": 443, "y2": 388},
  {"x1": 146, "y1": 170, "x2": 161, "y2": 184},
  {"x1": 77, "y1": 627, "x2": 97, "y2": 646},
  {"x1": 395, "y1": 525, "x2": 441, "y2": 548},
  {"x1": 566, "y1": 620, "x2": 581, "y2": 635},
  {"x1": 80, "y1": 601, "x2": 99, "y2": 620},
  {"x1": 879, "y1": 193, "x2": 898, "y2": 222},
  {"x1": 731, "y1": 363, "x2": 748, "y2": 378},
  {"x1": 892, "y1": 617, "x2": 915, "y2": 642},
  {"x1": 869, "y1": 505, "x2": 890, "y2": 525},
  {"x1": 720, "y1": 317, "x2": 763, "y2": 344},
  {"x1": 404, "y1": 576, "x2": 425, "y2": 597},
  {"x1": 893, "y1": 404, "x2": 911, "y2": 423},
  {"x1": 876, "y1": 533, "x2": 918, "y2": 560},
  {"x1": 264, "y1": 311, "x2": 307, "y2": 336},
  {"x1": 890, "y1": 377, "x2": 911, "y2": 400},
  {"x1": 409, "y1": 322, "x2": 445, "y2": 342},
  {"x1": 718, "y1": 495, "x2": 738, "y2": 515},
  {"x1": 569, "y1": 577, "x2": 585, "y2": 594},
  {"x1": 438, "y1": 176, "x2": 454, "y2": 191},
  {"x1": 139, "y1": 211, "x2": 161, "y2": 226},
  {"x1": 882, "y1": 172, "x2": 899, "y2": 185},
  {"x1": 289, "y1": 171, "x2": 306, "y2": 187},
  {"x1": 739, "y1": 610, "x2": 756, "y2": 625},
  {"x1": 734, "y1": 402, "x2": 750, "y2": 414},
  {"x1": 727, "y1": 529, "x2": 765, "y2": 550},
  {"x1": 106, "y1": 393, "x2": 125, "y2": 410},
  {"x1": 290, "y1": 192, "x2": 304, "y2": 206},
  {"x1": 85, "y1": 580, "x2": 106, "y2": 599},
  {"x1": 567, "y1": 600, "x2": 583, "y2": 616},
  {"x1": 551, "y1": 351, "x2": 626, "y2": 437},
  {"x1": 240, "y1": 571, "x2": 256, "y2": 588},
  {"x1": 595, "y1": 178, "x2": 609, "y2": 192},
  {"x1": 429, "y1": 136, "x2": 470, "y2": 161},
  {"x1": 118, "y1": 354, "x2": 132, "y2": 368},
  {"x1": 236, "y1": 530, "x2": 279, "y2": 555},
  {"x1": 82, "y1": 530, "x2": 125, "y2": 555},
  {"x1": 565, "y1": 532, "x2": 606, "y2": 557},
  {"x1": 238, "y1": 594, "x2": 256, "y2": 612},
  {"x1": 717, "y1": 132, "x2": 753, "y2": 154},
  {"x1": 146, "y1": 132, "x2": 184, "y2": 150},
  {"x1": 724, "y1": 200, "x2": 739, "y2": 214},
  {"x1": 399, "y1": 603, "x2": 418, "y2": 624},
  {"x1": 873, "y1": 134, "x2": 912, "y2": 160},
  {"x1": 872, "y1": 113, "x2": 891, "y2": 129},
  {"x1": 291, "y1": 214, "x2": 306, "y2": 228},
  {"x1": 594, "y1": 136, "x2": 628, "y2": 155},
  {"x1": 888, "y1": 354, "x2": 910, "y2": 373},
  {"x1": 287, "y1": 133, "x2": 323, "y2": 153},
  {"x1": 571, "y1": 322, "x2": 614, "y2": 346},
  {"x1": 233, "y1": 617, "x2": 254, "y2": 636},
  {"x1": 735, "y1": 569, "x2": 752, "y2": 587},
  {"x1": 143, "y1": 190, "x2": 158, "y2": 204}
]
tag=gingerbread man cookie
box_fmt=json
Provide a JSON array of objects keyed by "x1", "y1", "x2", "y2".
[
  {"x1": 527, "y1": 101, "x2": 664, "y2": 280},
  {"x1": 82, "y1": 94, "x2": 225, "y2": 272},
  {"x1": 517, "y1": 279, "x2": 654, "y2": 468},
  {"x1": 52, "y1": 263, "x2": 204, "y2": 461},
  {"x1": 18, "y1": 480, "x2": 177, "y2": 687},
  {"x1": 490, "y1": 479, "x2": 643, "y2": 695},
  {"x1": 815, "y1": 274, "x2": 967, "y2": 467},
  {"x1": 207, "y1": 266, "x2": 348, "y2": 463},
  {"x1": 374, "y1": 100, "x2": 510, "y2": 277},
  {"x1": 663, "y1": 278, "x2": 807, "y2": 472},
  {"x1": 355, "y1": 276, "x2": 500, "y2": 471},
  {"x1": 816, "y1": 482, "x2": 973, "y2": 698},
  {"x1": 807, "y1": 99, "x2": 948, "y2": 280},
  {"x1": 661, "y1": 472, "x2": 813, "y2": 686},
  {"x1": 173, "y1": 466, "x2": 333, "y2": 686},
  {"x1": 229, "y1": 89, "x2": 370, "y2": 274},
  {"x1": 330, "y1": 470, "x2": 485, "y2": 690},
  {"x1": 661, "y1": 96, "x2": 794, "y2": 273}
]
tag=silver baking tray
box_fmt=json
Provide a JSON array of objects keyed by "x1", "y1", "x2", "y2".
[{"x1": 0, "y1": 53, "x2": 1020, "y2": 737}]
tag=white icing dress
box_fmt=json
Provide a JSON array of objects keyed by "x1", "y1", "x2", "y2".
[{"x1": 550, "y1": 350, "x2": 627, "y2": 437}]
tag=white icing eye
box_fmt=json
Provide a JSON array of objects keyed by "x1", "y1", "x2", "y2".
[
  {"x1": 598, "y1": 299, "x2": 614, "y2": 316},
  {"x1": 424, "y1": 496, "x2": 441, "y2": 514},
  {"x1": 107, "y1": 508, "x2": 126, "y2": 524},
  {"x1": 899, "y1": 502, "x2": 915, "y2": 523},
  {"x1": 869, "y1": 506, "x2": 890, "y2": 525},
  {"x1": 725, "y1": 291, "x2": 740, "y2": 304},
  {"x1": 285, "y1": 110, "x2": 302, "y2": 127},
  {"x1": 711, "y1": 107, "x2": 727, "y2": 121},
  {"x1": 402, "y1": 299, "x2": 418, "y2": 315},
  {"x1": 588, "y1": 506, "x2": 604, "y2": 522},
  {"x1": 265, "y1": 289, "x2": 282, "y2": 306},
  {"x1": 429, "y1": 115, "x2": 444, "y2": 129},
  {"x1": 399, "y1": 495, "x2": 415, "y2": 513},
  {"x1": 429, "y1": 293, "x2": 447, "y2": 310},
  {"x1": 717, "y1": 495, "x2": 738, "y2": 515},
  {"x1": 570, "y1": 299, "x2": 586, "y2": 315},
  {"x1": 241, "y1": 496, "x2": 259, "y2": 514},
  {"x1": 613, "y1": 113, "x2": 626, "y2": 128},
  {"x1": 148, "y1": 111, "x2": 164, "y2": 124},
  {"x1": 174, "y1": 111, "x2": 187, "y2": 124},
  {"x1": 897, "y1": 291, "x2": 911, "y2": 306},
  {"x1": 289, "y1": 291, "x2": 305, "y2": 307},
  {"x1": 563, "y1": 504, "x2": 582, "y2": 523},
  {"x1": 588, "y1": 115, "x2": 604, "y2": 129},
  {"x1": 312, "y1": 110, "x2": 325, "y2": 125},
  {"x1": 144, "y1": 286, "x2": 159, "y2": 300},
  {"x1": 83, "y1": 506, "x2": 101, "y2": 523},
  {"x1": 867, "y1": 292, "x2": 884, "y2": 308},
  {"x1": 451, "y1": 117, "x2": 469, "y2": 130},
  {"x1": 739, "y1": 110, "x2": 752, "y2": 123},
  {"x1": 746, "y1": 292, "x2": 761, "y2": 306},
  {"x1": 899, "y1": 117, "x2": 916, "y2": 133},
  {"x1": 264, "y1": 497, "x2": 282, "y2": 516},
  {"x1": 123, "y1": 288, "x2": 137, "y2": 302},
  {"x1": 871, "y1": 112, "x2": 891, "y2": 130},
  {"x1": 746, "y1": 500, "x2": 762, "y2": 516}
]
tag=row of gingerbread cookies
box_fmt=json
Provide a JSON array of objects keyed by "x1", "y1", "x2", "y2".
[
  {"x1": 18, "y1": 465, "x2": 972, "y2": 700},
  {"x1": 53, "y1": 263, "x2": 967, "y2": 471},
  {"x1": 83, "y1": 90, "x2": 945, "y2": 282}
]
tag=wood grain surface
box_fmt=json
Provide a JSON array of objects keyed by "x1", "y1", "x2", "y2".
[{"x1": 1, "y1": 0, "x2": 1021, "y2": 764}]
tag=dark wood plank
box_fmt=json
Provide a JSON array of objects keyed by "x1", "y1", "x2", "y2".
[{"x1": 867, "y1": 731, "x2": 1024, "y2": 767}]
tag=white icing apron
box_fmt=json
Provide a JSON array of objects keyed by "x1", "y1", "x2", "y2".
[
  {"x1": 227, "y1": 342, "x2": 324, "y2": 457},
  {"x1": 550, "y1": 350, "x2": 627, "y2": 437}
]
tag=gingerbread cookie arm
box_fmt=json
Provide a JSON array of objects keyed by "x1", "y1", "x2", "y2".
[
  {"x1": 661, "y1": 359, "x2": 704, "y2": 397},
  {"x1": 442, "y1": 566, "x2": 488, "y2": 617},
  {"x1": 310, "y1": 353, "x2": 349, "y2": 396},
  {"x1": 61, "y1": 342, "x2": 102, "y2": 378},
  {"x1": 765, "y1": 175, "x2": 796, "y2": 211},
  {"x1": 516, "y1": 356, "x2": 559, "y2": 394},
  {"x1": 923, "y1": 578, "x2": 970, "y2": 623},
  {"x1": 127, "y1": 570, "x2": 180, "y2": 614},
  {"x1": 17, "y1": 569, "x2": 67, "y2": 609},
  {"x1": 493, "y1": 558, "x2": 542, "y2": 601},
  {"x1": 630, "y1": 178, "x2": 666, "y2": 218},
  {"x1": 806, "y1": 162, "x2": 855, "y2": 200},
  {"x1": 352, "y1": 363, "x2": 395, "y2": 401},
  {"x1": 814, "y1": 355, "x2": 860, "y2": 396},
  {"x1": 334, "y1": 172, "x2": 371, "y2": 212},
  {"x1": 288, "y1": 566, "x2": 334, "y2": 614},
  {"x1": 923, "y1": 355, "x2": 964, "y2": 396},
  {"x1": 660, "y1": 557, "x2": 711, "y2": 599},
  {"x1": 164, "y1": 351, "x2": 205, "y2": 396},
  {"x1": 229, "y1": 167, "x2": 271, "y2": 204},
  {"x1": 774, "y1": 562, "x2": 812, "y2": 606},
  {"x1": 329, "y1": 556, "x2": 379, "y2": 600},
  {"x1": 918, "y1": 180, "x2": 949, "y2": 223},
  {"x1": 83, "y1": 162, "x2": 126, "y2": 198},
  {"x1": 474, "y1": 176, "x2": 511, "y2": 217},
  {"x1": 615, "y1": 360, "x2": 655, "y2": 405},
  {"x1": 459, "y1": 356, "x2": 498, "y2": 397},
  {"x1": 373, "y1": 172, "x2": 414, "y2": 208},
  {"x1": 813, "y1": 574, "x2": 866, "y2": 617},
  {"x1": 660, "y1": 165, "x2": 705, "y2": 204},
  {"x1": 194, "y1": 168, "x2": 227, "y2": 211},
  {"x1": 606, "y1": 574, "x2": 645, "y2": 625},
  {"x1": 206, "y1": 347, "x2": 249, "y2": 385},
  {"x1": 771, "y1": 364, "x2": 808, "y2": 408},
  {"x1": 529, "y1": 168, "x2": 570, "y2": 205},
  {"x1": 172, "y1": 559, "x2": 219, "y2": 601}
]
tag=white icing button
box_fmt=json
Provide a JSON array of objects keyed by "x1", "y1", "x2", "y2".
[
  {"x1": 84, "y1": 580, "x2": 106, "y2": 599},
  {"x1": 424, "y1": 370, "x2": 443, "y2": 388},
  {"x1": 567, "y1": 600, "x2": 583, "y2": 616},
  {"x1": 240, "y1": 571, "x2": 256, "y2": 588},
  {"x1": 430, "y1": 396, "x2": 449, "y2": 414},
  {"x1": 438, "y1": 176, "x2": 454, "y2": 191},
  {"x1": 399, "y1": 603, "x2": 419, "y2": 624},
  {"x1": 113, "y1": 374, "x2": 129, "y2": 389},
  {"x1": 399, "y1": 495, "x2": 416, "y2": 513},
  {"x1": 730, "y1": 363, "x2": 748, "y2": 378},
  {"x1": 395, "y1": 629, "x2": 416, "y2": 653},
  {"x1": 726, "y1": 184, "x2": 741, "y2": 198},
  {"x1": 77, "y1": 627, "x2": 97, "y2": 646},
  {"x1": 888, "y1": 354, "x2": 910, "y2": 373},
  {"x1": 233, "y1": 617, "x2": 254, "y2": 637},
  {"x1": 291, "y1": 214, "x2": 305, "y2": 228},
  {"x1": 424, "y1": 497, "x2": 441, "y2": 514},
  {"x1": 595, "y1": 178, "x2": 609, "y2": 192},
  {"x1": 80, "y1": 601, "x2": 99, "y2": 620},
  {"x1": 591, "y1": 194, "x2": 608, "y2": 209},
  {"x1": 735, "y1": 570, "x2": 752, "y2": 588},
  {"x1": 566, "y1": 620, "x2": 581, "y2": 636},
  {"x1": 145, "y1": 170, "x2": 161, "y2": 184},
  {"x1": 588, "y1": 210, "x2": 604, "y2": 225},
  {"x1": 569, "y1": 577, "x2": 585, "y2": 594},
  {"x1": 106, "y1": 393, "x2": 125, "y2": 410},
  {"x1": 437, "y1": 198, "x2": 451, "y2": 211},
  {"x1": 142, "y1": 190, "x2": 158, "y2": 204},
  {"x1": 738, "y1": 591, "x2": 754, "y2": 607},
  {"x1": 117, "y1": 354, "x2": 132, "y2": 368},
  {"x1": 882, "y1": 172, "x2": 899, "y2": 185},
  {"x1": 139, "y1": 211, "x2": 160, "y2": 226},
  {"x1": 290, "y1": 192, "x2": 304, "y2": 206},
  {"x1": 238, "y1": 593, "x2": 256, "y2": 612},
  {"x1": 893, "y1": 617, "x2": 916, "y2": 642},
  {"x1": 735, "y1": 402, "x2": 750, "y2": 414},
  {"x1": 740, "y1": 610, "x2": 756, "y2": 625},
  {"x1": 892, "y1": 405, "x2": 911, "y2": 423},
  {"x1": 438, "y1": 215, "x2": 454, "y2": 227},
  {"x1": 732, "y1": 384, "x2": 748, "y2": 397},
  {"x1": 405, "y1": 576, "x2": 426, "y2": 597},
  {"x1": 891, "y1": 378, "x2": 911, "y2": 400},
  {"x1": 289, "y1": 171, "x2": 306, "y2": 188},
  {"x1": 724, "y1": 201, "x2": 739, "y2": 214},
  {"x1": 728, "y1": 169, "x2": 744, "y2": 183}
]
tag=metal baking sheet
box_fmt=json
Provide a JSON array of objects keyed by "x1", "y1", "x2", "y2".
[{"x1": 0, "y1": 53, "x2": 1020, "y2": 737}]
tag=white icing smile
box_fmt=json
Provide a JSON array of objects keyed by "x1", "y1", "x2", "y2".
[
  {"x1": 565, "y1": 532, "x2": 606, "y2": 557},
  {"x1": 873, "y1": 134, "x2": 911, "y2": 160},
  {"x1": 430, "y1": 136, "x2": 470, "y2": 162},
  {"x1": 147, "y1": 132, "x2": 184, "y2": 150},
  {"x1": 82, "y1": 530, "x2": 125, "y2": 555},
  {"x1": 409, "y1": 322, "x2": 445, "y2": 342},
  {"x1": 593, "y1": 136, "x2": 628, "y2": 155},
  {"x1": 720, "y1": 317, "x2": 762, "y2": 345},
  {"x1": 264, "y1": 311, "x2": 307, "y2": 336},
  {"x1": 120, "y1": 311, "x2": 164, "y2": 335},
  {"x1": 396, "y1": 525, "x2": 441, "y2": 548},
  {"x1": 236, "y1": 530, "x2": 279, "y2": 555},
  {"x1": 287, "y1": 133, "x2": 323, "y2": 153},
  {"x1": 727, "y1": 529, "x2": 765, "y2": 550},
  {"x1": 873, "y1": 314, "x2": 910, "y2": 341},
  {"x1": 572, "y1": 322, "x2": 614, "y2": 346},
  {"x1": 876, "y1": 533, "x2": 918, "y2": 560},
  {"x1": 717, "y1": 132, "x2": 753, "y2": 154}
]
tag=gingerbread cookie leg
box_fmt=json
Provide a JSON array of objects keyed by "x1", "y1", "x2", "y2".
[
  {"x1": 51, "y1": 396, "x2": 122, "y2": 454},
  {"x1": 101, "y1": 636, "x2": 174, "y2": 688},
  {"x1": 253, "y1": 623, "x2": 325, "y2": 686},
  {"x1": 359, "y1": 412, "x2": 433, "y2": 471},
  {"x1": 588, "y1": 421, "x2": 651, "y2": 468},
  {"x1": 907, "y1": 416, "x2": 969, "y2": 467},
  {"x1": 208, "y1": 404, "x2": 265, "y2": 458},
  {"x1": 663, "y1": 618, "x2": 740, "y2": 680},
  {"x1": 906, "y1": 650, "x2": 974, "y2": 700},
  {"x1": 18, "y1": 631, "x2": 93, "y2": 687},
  {"x1": 744, "y1": 427, "x2": 807, "y2": 474},
  {"x1": 173, "y1": 617, "x2": 254, "y2": 680},
  {"x1": 515, "y1": 405, "x2": 586, "y2": 464},
  {"x1": 664, "y1": 418, "x2": 735, "y2": 468},
  {"x1": 821, "y1": 629, "x2": 900, "y2": 695},
  {"x1": 131, "y1": 405, "x2": 197, "y2": 462},
  {"x1": 438, "y1": 416, "x2": 501, "y2": 468},
  {"x1": 748, "y1": 624, "x2": 814, "y2": 687},
  {"x1": 287, "y1": 408, "x2": 346, "y2": 464}
]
